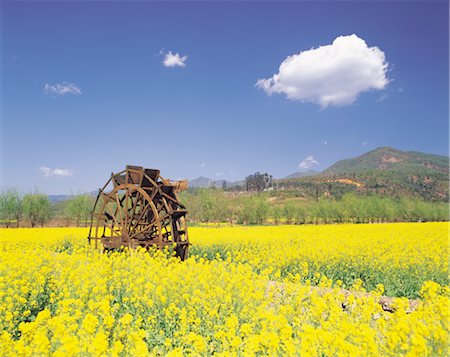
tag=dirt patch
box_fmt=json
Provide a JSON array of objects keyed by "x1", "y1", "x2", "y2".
[
  {"x1": 325, "y1": 178, "x2": 363, "y2": 187},
  {"x1": 382, "y1": 155, "x2": 402, "y2": 164}
]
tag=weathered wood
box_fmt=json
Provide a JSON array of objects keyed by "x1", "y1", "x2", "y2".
[{"x1": 88, "y1": 166, "x2": 189, "y2": 260}]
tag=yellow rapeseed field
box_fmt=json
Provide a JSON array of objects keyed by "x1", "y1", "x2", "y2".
[{"x1": 0, "y1": 223, "x2": 448, "y2": 356}]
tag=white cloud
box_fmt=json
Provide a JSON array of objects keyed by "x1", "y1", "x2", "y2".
[
  {"x1": 200, "y1": 163, "x2": 206, "y2": 168},
  {"x1": 256, "y1": 34, "x2": 389, "y2": 108},
  {"x1": 323, "y1": 140, "x2": 328, "y2": 145},
  {"x1": 299, "y1": 155, "x2": 319, "y2": 170},
  {"x1": 39, "y1": 167, "x2": 74, "y2": 177},
  {"x1": 216, "y1": 172, "x2": 224, "y2": 177},
  {"x1": 162, "y1": 51, "x2": 188, "y2": 68},
  {"x1": 362, "y1": 141, "x2": 368, "y2": 146},
  {"x1": 45, "y1": 82, "x2": 81, "y2": 96}
]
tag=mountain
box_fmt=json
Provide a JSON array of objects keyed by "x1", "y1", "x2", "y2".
[
  {"x1": 47, "y1": 147, "x2": 449, "y2": 202},
  {"x1": 48, "y1": 194, "x2": 72, "y2": 203},
  {"x1": 48, "y1": 191, "x2": 97, "y2": 203},
  {"x1": 189, "y1": 177, "x2": 229, "y2": 188},
  {"x1": 283, "y1": 170, "x2": 320, "y2": 179},
  {"x1": 188, "y1": 177, "x2": 246, "y2": 189},
  {"x1": 323, "y1": 147, "x2": 448, "y2": 176},
  {"x1": 190, "y1": 147, "x2": 449, "y2": 200},
  {"x1": 189, "y1": 171, "x2": 321, "y2": 189},
  {"x1": 281, "y1": 147, "x2": 449, "y2": 201}
]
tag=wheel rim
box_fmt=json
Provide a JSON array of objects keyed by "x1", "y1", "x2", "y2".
[{"x1": 93, "y1": 184, "x2": 162, "y2": 249}]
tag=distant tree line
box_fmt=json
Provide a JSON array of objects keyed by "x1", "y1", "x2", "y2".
[
  {"x1": 1, "y1": 188, "x2": 448, "y2": 227},
  {"x1": 179, "y1": 189, "x2": 449, "y2": 225},
  {"x1": 0, "y1": 189, "x2": 93, "y2": 227}
]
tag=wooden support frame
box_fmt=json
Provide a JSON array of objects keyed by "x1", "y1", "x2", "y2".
[{"x1": 88, "y1": 166, "x2": 189, "y2": 260}]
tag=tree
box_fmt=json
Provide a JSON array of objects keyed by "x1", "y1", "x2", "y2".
[
  {"x1": 283, "y1": 202, "x2": 296, "y2": 224},
  {"x1": 294, "y1": 203, "x2": 309, "y2": 224},
  {"x1": 199, "y1": 189, "x2": 215, "y2": 222},
  {"x1": 237, "y1": 197, "x2": 256, "y2": 225},
  {"x1": 271, "y1": 206, "x2": 283, "y2": 225},
  {"x1": 210, "y1": 193, "x2": 231, "y2": 226},
  {"x1": 245, "y1": 172, "x2": 273, "y2": 192},
  {"x1": 0, "y1": 189, "x2": 23, "y2": 227},
  {"x1": 254, "y1": 197, "x2": 269, "y2": 224},
  {"x1": 64, "y1": 195, "x2": 94, "y2": 227},
  {"x1": 23, "y1": 193, "x2": 51, "y2": 227}
]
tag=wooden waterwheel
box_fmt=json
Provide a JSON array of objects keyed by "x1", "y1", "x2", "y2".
[{"x1": 88, "y1": 165, "x2": 189, "y2": 260}]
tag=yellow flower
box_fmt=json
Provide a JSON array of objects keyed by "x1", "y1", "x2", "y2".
[
  {"x1": 0, "y1": 223, "x2": 447, "y2": 356},
  {"x1": 81, "y1": 313, "x2": 99, "y2": 335}
]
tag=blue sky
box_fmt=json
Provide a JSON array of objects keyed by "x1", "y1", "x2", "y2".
[{"x1": 1, "y1": 1, "x2": 448, "y2": 194}]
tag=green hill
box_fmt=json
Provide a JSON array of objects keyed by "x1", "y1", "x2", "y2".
[
  {"x1": 281, "y1": 147, "x2": 449, "y2": 201},
  {"x1": 323, "y1": 147, "x2": 448, "y2": 175}
]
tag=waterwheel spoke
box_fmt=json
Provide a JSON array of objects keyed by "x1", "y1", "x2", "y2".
[
  {"x1": 128, "y1": 191, "x2": 141, "y2": 234},
  {"x1": 130, "y1": 213, "x2": 170, "y2": 239},
  {"x1": 129, "y1": 200, "x2": 151, "y2": 235},
  {"x1": 104, "y1": 203, "x2": 122, "y2": 229},
  {"x1": 115, "y1": 193, "x2": 125, "y2": 228},
  {"x1": 124, "y1": 187, "x2": 129, "y2": 230},
  {"x1": 129, "y1": 219, "x2": 158, "y2": 239},
  {"x1": 102, "y1": 221, "x2": 120, "y2": 236}
]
